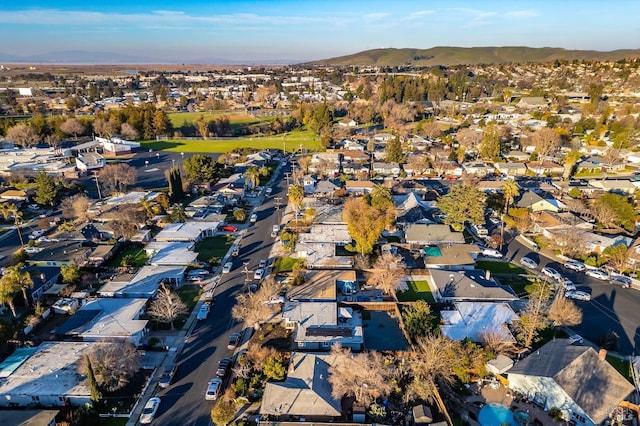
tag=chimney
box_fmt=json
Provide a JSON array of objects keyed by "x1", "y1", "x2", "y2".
[
  {"x1": 485, "y1": 270, "x2": 491, "y2": 280},
  {"x1": 598, "y1": 348, "x2": 607, "y2": 360}
]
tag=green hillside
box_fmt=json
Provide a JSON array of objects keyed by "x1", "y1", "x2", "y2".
[{"x1": 302, "y1": 46, "x2": 640, "y2": 67}]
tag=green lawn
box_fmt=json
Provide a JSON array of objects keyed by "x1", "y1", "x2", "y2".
[
  {"x1": 168, "y1": 111, "x2": 273, "y2": 128},
  {"x1": 194, "y1": 235, "x2": 234, "y2": 264},
  {"x1": 606, "y1": 355, "x2": 633, "y2": 383},
  {"x1": 476, "y1": 261, "x2": 526, "y2": 274},
  {"x1": 139, "y1": 128, "x2": 323, "y2": 153},
  {"x1": 272, "y1": 257, "x2": 302, "y2": 273},
  {"x1": 107, "y1": 246, "x2": 148, "y2": 268},
  {"x1": 176, "y1": 284, "x2": 203, "y2": 312},
  {"x1": 397, "y1": 280, "x2": 435, "y2": 303}
]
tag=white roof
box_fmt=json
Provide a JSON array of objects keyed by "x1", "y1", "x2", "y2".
[
  {"x1": 104, "y1": 191, "x2": 159, "y2": 205},
  {"x1": 146, "y1": 241, "x2": 198, "y2": 265},
  {"x1": 72, "y1": 298, "x2": 147, "y2": 340},
  {"x1": 0, "y1": 342, "x2": 95, "y2": 400},
  {"x1": 297, "y1": 224, "x2": 351, "y2": 244},
  {"x1": 98, "y1": 265, "x2": 185, "y2": 297},
  {"x1": 440, "y1": 302, "x2": 518, "y2": 343},
  {"x1": 155, "y1": 221, "x2": 219, "y2": 241}
]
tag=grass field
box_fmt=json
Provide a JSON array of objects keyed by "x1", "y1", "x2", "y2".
[
  {"x1": 139, "y1": 128, "x2": 323, "y2": 153},
  {"x1": 272, "y1": 257, "x2": 303, "y2": 273},
  {"x1": 476, "y1": 261, "x2": 526, "y2": 274},
  {"x1": 194, "y1": 235, "x2": 234, "y2": 264},
  {"x1": 107, "y1": 246, "x2": 148, "y2": 268},
  {"x1": 176, "y1": 284, "x2": 203, "y2": 312},
  {"x1": 168, "y1": 111, "x2": 274, "y2": 128},
  {"x1": 397, "y1": 280, "x2": 435, "y2": 303}
]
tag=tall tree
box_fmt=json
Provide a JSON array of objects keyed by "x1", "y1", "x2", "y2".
[
  {"x1": 6, "y1": 124, "x2": 39, "y2": 147},
  {"x1": 501, "y1": 179, "x2": 520, "y2": 214},
  {"x1": 99, "y1": 163, "x2": 136, "y2": 195},
  {"x1": 59, "y1": 118, "x2": 85, "y2": 139},
  {"x1": 367, "y1": 253, "x2": 405, "y2": 301},
  {"x1": 603, "y1": 244, "x2": 631, "y2": 273},
  {"x1": 385, "y1": 135, "x2": 404, "y2": 163},
  {"x1": 401, "y1": 300, "x2": 435, "y2": 341},
  {"x1": 288, "y1": 184, "x2": 305, "y2": 212},
  {"x1": 79, "y1": 341, "x2": 140, "y2": 392},
  {"x1": 514, "y1": 280, "x2": 554, "y2": 348},
  {"x1": 343, "y1": 198, "x2": 387, "y2": 255},
  {"x1": 563, "y1": 150, "x2": 583, "y2": 179},
  {"x1": 183, "y1": 154, "x2": 217, "y2": 183},
  {"x1": 61, "y1": 263, "x2": 81, "y2": 284},
  {"x1": 33, "y1": 171, "x2": 57, "y2": 207},
  {"x1": 0, "y1": 269, "x2": 21, "y2": 316},
  {"x1": 436, "y1": 184, "x2": 485, "y2": 231},
  {"x1": 9, "y1": 207, "x2": 25, "y2": 247},
  {"x1": 231, "y1": 279, "x2": 280, "y2": 329},
  {"x1": 532, "y1": 127, "x2": 561, "y2": 158},
  {"x1": 244, "y1": 166, "x2": 261, "y2": 189},
  {"x1": 548, "y1": 296, "x2": 583, "y2": 327},
  {"x1": 147, "y1": 285, "x2": 188, "y2": 330},
  {"x1": 85, "y1": 355, "x2": 102, "y2": 402},
  {"x1": 479, "y1": 125, "x2": 501, "y2": 160}
]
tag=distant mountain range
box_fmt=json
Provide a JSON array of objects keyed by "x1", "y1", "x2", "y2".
[
  {"x1": 301, "y1": 46, "x2": 640, "y2": 67},
  {"x1": 0, "y1": 50, "x2": 296, "y2": 65}
]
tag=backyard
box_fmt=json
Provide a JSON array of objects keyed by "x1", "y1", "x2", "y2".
[
  {"x1": 194, "y1": 235, "x2": 234, "y2": 264},
  {"x1": 106, "y1": 246, "x2": 148, "y2": 268},
  {"x1": 272, "y1": 256, "x2": 304, "y2": 273},
  {"x1": 139, "y1": 128, "x2": 323, "y2": 153},
  {"x1": 396, "y1": 280, "x2": 435, "y2": 303}
]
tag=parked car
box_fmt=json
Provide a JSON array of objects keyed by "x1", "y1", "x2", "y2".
[
  {"x1": 541, "y1": 266, "x2": 562, "y2": 281},
  {"x1": 219, "y1": 224, "x2": 238, "y2": 232},
  {"x1": 559, "y1": 276, "x2": 576, "y2": 291},
  {"x1": 585, "y1": 269, "x2": 609, "y2": 280},
  {"x1": 222, "y1": 262, "x2": 233, "y2": 274},
  {"x1": 158, "y1": 364, "x2": 177, "y2": 389},
  {"x1": 216, "y1": 358, "x2": 232, "y2": 377},
  {"x1": 205, "y1": 378, "x2": 223, "y2": 400},
  {"x1": 250, "y1": 213, "x2": 258, "y2": 224},
  {"x1": 254, "y1": 268, "x2": 265, "y2": 280},
  {"x1": 140, "y1": 397, "x2": 161, "y2": 424},
  {"x1": 259, "y1": 259, "x2": 267, "y2": 269},
  {"x1": 520, "y1": 257, "x2": 538, "y2": 269},
  {"x1": 565, "y1": 290, "x2": 591, "y2": 301},
  {"x1": 227, "y1": 332, "x2": 242, "y2": 350},
  {"x1": 29, "y1": 229, "x2": 46, "y2": 239},
  {"x1": 197, "y1": 304, "x2": 210, "y2": 320},
  {"x1": 610, "y1": 275, "x2": 631, "y2": 288},
  {"x1": 564, "y1": 261, "x2": 586, "y2": 272},
  {"x1": 265, "y1": 187, "x2": 273, "y2": 195},
  {"x1": 480, "y1": 247, "x2": 503, "y2": 258}
]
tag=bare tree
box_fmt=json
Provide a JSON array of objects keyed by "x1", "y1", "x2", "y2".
[
  {"x1": 59, "y1": 118, "x2": 85, "y2": 139},
  {"x1": 513, "y1": 280, "x2": 554, "y2": 348},
  {"x1": 366, "y1": 252, "x2": 405, "y2": 301},
  {"x1": 147, "y1": 285, "x2": 188, "y2": 330},
  {"x1": 548, "y1": 296, "x2": 583, "y2": 327},
  {"x1": 231, "y1": 279, "x2": 280, "y2": 329},
  {"x1": 455, "y1": 128, "x2": 483, "y2": 151},
  {"x1": 120, "y1": 122, "x2": 139, "y2": 140},
  {"x1": 7, "y1": 124, "x2": 40, "y2": 147},
  {"x1": 328, "y1": 345, "x2": 394, "y2": 406},
  {"x1": 99, "y1": 163, "x2": 137, "y2": 195},
  {"x1": 405, "y1": 153, "x2": 430, "y2": 176},
  {"x1": 79, "y1": 340, "x2": 140, "y2": 392},
  {"x1": 62, "y1": 194, "x2": 92, "y2": 223},
  {"x1": 550, "y1": 229, "x2": 586, "y2": 257},
  {"x1": 479, "y1": 331, "x2": 518, "y2": 356},
  {"x1": 590, "y1": 202, "x2": 619, "y2": 229},
  {"x1": 531, "y1": 127, "x2": 561, "y2": 158},
  {"x1": 109, "y1": 205, "x2": 145, "y2": 240}
]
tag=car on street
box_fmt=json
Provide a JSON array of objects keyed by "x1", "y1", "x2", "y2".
[
  {"x1": 205, "y1": 378, "x2": 223, "y2": 400},
  {"x1": 24, "y1": 247, "x2": 41, "y2": 254},
  {"x1": 197, "y1": 304, "x2": 210, "y2": 320},
  {"x1": 565, "y1": 290, "x2": 591, "y2": 301},
  {"x1": 585, "y1": 269, "x2": 609, "y2": 280},
  {"x1": 610, "y1": 275, "x2": 631, "y2": 288},
  {"x1": 559, "y1": 276, "x2": 576, "y2": 291},
  {"x1": 220, "y1": 224, "x2": 239, "y2": 232},
  {"x1": 564, "y1": 261, "x2": 586, "y2": 272},
  {"x1": 158, "y1": 364, "x2": 177, "y2": 388},
  {"x1": 520, "y1": 257, "x2": 538, "y2": 269},
  {"x1": 222, "y1": 262, "x2": 233, "y2": 274},
  {"x1": 254, "y1": 268, "x2": 265, "y2": 280},
  {"x1": 29, "y1": 230, "x2": 46, "y2": 239},
  {"x1": 265, "y1": 187, "x2": 273, "y2": 195},
  {"x1": 216, "y1": 358, "x2": 232, "y2": 377},
  {"x1": 140, "y1": 397, "x2": 161, "y2": 424},
  {"x1": 541, "y1": 266, "x2": 562, "y2": 281},
  {"x1": 259, "y1": 259, "x2": 267, "y2": 269},
  {"x1": 250, "y1": 213, "x2": 258, "y2": 224},
  {"x1": 231, "y1": 247, "x2": 240, "y2": 257},
  {"x1": 227, "y1": 332, "x2": 242, "y2": 350}
]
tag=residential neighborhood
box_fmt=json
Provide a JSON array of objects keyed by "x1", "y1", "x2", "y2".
[{"x1": 2, "y1": 56, "x2": 640, "y2": 426}]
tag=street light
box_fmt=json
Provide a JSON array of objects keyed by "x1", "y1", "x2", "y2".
[
  {"x1": 156, "y1": 153, "x2": 160, "y2": 161},
  {"x1": 145, "y1": 160, "x2": 149, "y2": 168}
]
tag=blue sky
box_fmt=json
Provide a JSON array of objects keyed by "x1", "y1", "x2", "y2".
[{"x1": 1, "y1": 0, "x2": 639, "y2": 62}]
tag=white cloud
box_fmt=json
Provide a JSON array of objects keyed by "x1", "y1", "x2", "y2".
[
  {"x1": 362, "y1": 12, "x2": 389, "y2": 22},
  {"x1": 506, "y1": 10, "x2": 539, "y2": 19},
  {"x1": 449, "y1": 7, "x2": 497, "y2": 25},
  {"x1": 404, "y1": 10, "x2": 434, "y2": 21}
]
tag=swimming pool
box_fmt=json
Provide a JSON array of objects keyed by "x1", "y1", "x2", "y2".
[{"x1": 478, "y1": 403, "x2": 516, "y2": 426}]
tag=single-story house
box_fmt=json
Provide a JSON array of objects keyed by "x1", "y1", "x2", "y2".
[
  {"x1": 145, "y1": 241, "x2": 198, "y2": 266},
  {"x1": 26, "y1": 241, "x2": 94, "y2": 267},
  {"x1": 440, "y1": 301, "x2": 518, "y2": 343},
  {"x1": 339, "y1": 117, "x2": 358, "y2": 127},
  {"x1": 0, "y1": 189, "x2": 28, "y2": 202},
  {"x1": 507, "y1": 339, "x2": 634, "y2": 426},
  {"x1": 154, "y1": 221, "x2": 219, "y2": 242},
  {"x1": 55, "y1": 298, "x2": 148, "y2": 346},
  {"x1": 462, "y1": 162, "x2": 494, "y2": 176},
  {"x1": 516, "y1": 191, "x2": 564, "y2": 212},
  {"x1": 427, "y1": 269, "x2": 518, "y2": 303},
  {"x1": 23, "y1": 266, "x2": 60, "y2": 305},
  {"x1": 372, "y1": 162, "x2": 401, "y2": 176},
  {"x1": 261, "y1": 352, "x2": 342, "y2": 421},
  {"x1": 97, "y1": 265, "x2": 185, "y2": 298},
  {"x1": 345, "y1": 180, "x2": 375, "y2": 194},
  {"x1": 313, "y1": 180, "x2": 339, "y2": 197},
  {"x1": 588, "y1": 179, "x2": 637, "y2": 195},
  {"x1": 423, "y1": 244, "x2": 479, "y2": 271},
  {"x1": 405, "y1": 224, "x2": 465, "y2": 246},
  {"x1": 87, "y1": 244, "x2": 117, "y2": 266},
  {"x1": 282, "y1": 302, "x2": 363, "y2": 351},
  {"x1": 494, "y1": 162, "x2": 528, "y2": 177},
  {"x1": 75, "y1": 152, "x2": 106, "y2": 172}
]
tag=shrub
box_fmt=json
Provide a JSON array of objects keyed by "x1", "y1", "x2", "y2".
[
  {"x1": 233, "y1": 209, "x2": 246, "y2": 222},
  {"x1": 548, "y1": 408, "x2": 565, "y2": 421},
  {"x1": 233, "y1": 378, "x2": 247, "y2": 396},
  {"x1": 211, "y1": 399, "x2": 236, "y2": 425}
]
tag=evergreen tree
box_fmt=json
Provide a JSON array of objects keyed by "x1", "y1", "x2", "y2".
[
  {"x1": 85, "y1": 355, "x2": 102, "y2": 402},
  {"x1": 385, "y1": 135, "x2": 404, "y2": 163},
  {"x1": 33, "y1": 171, "x2": 57, "y2": 206}
]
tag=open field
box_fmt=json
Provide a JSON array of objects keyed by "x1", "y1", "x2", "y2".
[
  {"x1": 139, "y1": 128, "x2": 322, "y2": 153},
  {"x1": 168, "y1": 111, "x2": 273, "y2": 128}
]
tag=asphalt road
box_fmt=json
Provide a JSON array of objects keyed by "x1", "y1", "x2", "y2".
[
  {"x1": 153, "y1": 162, "x2": 289, "y2": 426},
  {"x1": 506, "y1": 238, "x2": 640, "y2": 355}
]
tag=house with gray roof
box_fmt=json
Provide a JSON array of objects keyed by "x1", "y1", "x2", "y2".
[
  {"x1": 507, "y1": 339, "x2": 634, "y2": 426},
  {"x1": 427, "y1": 269, "x2": 518, "y2": 302},
  {"x1": 405, "y1": 224, "x2": 465, "y2": 246},
  {"x1": 516, "y1": 190, "x2": 563, "y2": 212},
  {"x1": 261, "y1": 352, "x2": 342, "y2": 421}
]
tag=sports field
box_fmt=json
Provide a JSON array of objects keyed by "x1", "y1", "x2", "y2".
[
  {"x1": 140, "y1": 128, "x2": 322, "y2": 153},
  {"x1": 168, "y1": 111, "x2": 273, "y2": 128}
]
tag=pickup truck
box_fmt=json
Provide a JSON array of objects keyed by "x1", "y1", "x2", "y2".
[{"x1": 271, "y1": 224, "x2": 279, "y2": 238}]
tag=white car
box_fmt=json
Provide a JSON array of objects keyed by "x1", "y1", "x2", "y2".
[
  {"x1": 265, "y1": 187, "x2": 273, "y2": 195},
  {"x1": 140, "y1": 397, "x2": 161, "y2": 424},
  {"x1": 205, "y1": 378, "x2": 223, "y2": 400},
  {"x1": 541, "y1": 266, "x2": 562, "y2": 281},
  {"x1": 565, "y1": 290, "x2": 591, "y2": 301},
  {"x1": 222, "y1": 262, "x2": 233, "y2": 274},
  {"x1": 585, "y1": 269, "x2": 609, "y2": 280},
  {"x1": 564, "y1": 261, "x2": 586, "y2": 272},
  {"x1": 480, "y1": 247, "x2": 503, "y2": 258},
  {"x1": 254, "y1": 268, "x2": 265, "y2": 280},
  {"x1": 560, "y1": 276, "x2": 576, "y2": 291},
  {"x1": 250, "y1": 213, "x2": 258, "y2": 224},
  {"x1": 259, "y1": 259, "x2": 267, "y2": 269},
  {"x1": 520, "y1": 257, "x2": 538, "y2": 269}
]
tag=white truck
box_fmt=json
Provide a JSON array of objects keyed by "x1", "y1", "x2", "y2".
[{"x1": 271, "y1": 224, "x2": 279, "y2": 237}]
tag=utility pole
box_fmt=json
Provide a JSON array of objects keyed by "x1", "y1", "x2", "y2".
[
  {"x1": 284, "y1": 172, "x2": 291, "y2": 190},
  {"x1": 274, "y1": 197, "x2": 283, "y2": 225},
  {"x1": 94, "y1": 171, "x2": 102, "y2": 200},
  {"x1": 242, "y1": 261, "x2": 252, "y2": 292}
]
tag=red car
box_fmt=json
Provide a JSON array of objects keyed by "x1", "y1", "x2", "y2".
[{"x1": 220, "y1": 224, "x2": 238, "y2": 232}]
